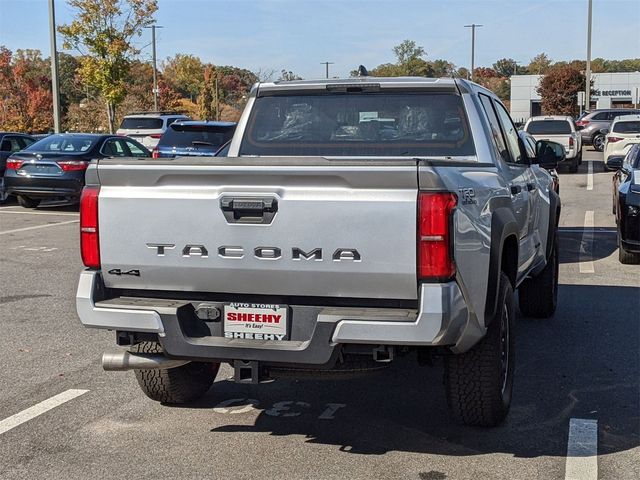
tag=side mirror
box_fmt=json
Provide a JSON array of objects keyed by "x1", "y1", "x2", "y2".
[
  {"x1": 599, "y1": 128, "x2": 609, "y2": 135},
  {"x1": 536, "y1": 139, "x2": 565, "y2": 170},
  {"x1": 606, "y1": 156, "x2": 623, "y2": 170}
]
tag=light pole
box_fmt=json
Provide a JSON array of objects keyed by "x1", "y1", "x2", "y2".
[
  {"x1": 464, "y1": 24, "x2": 483, "y2": 82},
  {"x1": 320, "y1": 62, "x2": 334, "y2": 79},
  {"x1": 585, "y1": 0, "x2": 592, "y2": 109},
  {"x1": 145, "y1": 24, "x2": 163, "y2": 111},
  {"x1": 48, "y1": 0, "x2": 61, "y2": 132}
]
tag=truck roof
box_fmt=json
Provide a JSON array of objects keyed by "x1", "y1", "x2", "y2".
[{"x1": 255, "y1": 77, "x2": 468, "y2": 96}]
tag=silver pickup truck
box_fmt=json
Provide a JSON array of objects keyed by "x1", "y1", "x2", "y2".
[{"x1": 76, "y1": 77, "x2": 562, "y2": 426}]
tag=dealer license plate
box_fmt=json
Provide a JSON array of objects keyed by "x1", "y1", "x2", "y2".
[{"x1": 223, "y1": 303, "x2": 288, "y2": 341}]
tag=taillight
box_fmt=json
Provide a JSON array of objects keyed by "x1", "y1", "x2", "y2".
[
  {"x1": 57, "y1": 160, "x2": 89, "y2": 171},
  {"x1": 152, "y1": 148, "x2": 160, "y2": 159},
  {"x1": 607, "y1": 137, "x2": 623, "y2": 143},
  {"x1": 80, "y1": 186, "x2": 100, "y2": 269},
  {"x1": 417, "y1": 192, "x2": 457, "y2": 280},
  {"x1": 6, "y1": 159, "x2": 24, "y2": 170},
  {"x1": 569, "y1": 137, "x2": 574, "y2": 147},
  {"x1": 576, "y1": 120, "x2": 589, "y2": 127},
  {"x1": 150, "y1": 133, "x2": 162, "y2": 139}
]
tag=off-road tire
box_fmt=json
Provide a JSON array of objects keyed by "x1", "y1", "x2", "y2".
[
  {"x1": 17, "y1": 195, "x2": 40, "y2": 209},
  {"x1": 568, "y1": 159, "x2": 579, "y2": 173},
  {"x1": 518, "y1": 234, "x2": 559, "y2": 318},
  {"x1": 577, "y1": 150, "x2": 583, "y2": 165},
  {"x1": 444, "y1": 272, "x2": 515, "y2": 427},
  {"x1": 132, "y1": 342, "x2": 219, "y2": 404},
  {"x1": 618, "y1": 232, "x2": 640, "y2": 264}
]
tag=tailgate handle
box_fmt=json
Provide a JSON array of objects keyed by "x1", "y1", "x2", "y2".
[{"x1": 220, "y1": 196, "x2": 278, "y2": 224}]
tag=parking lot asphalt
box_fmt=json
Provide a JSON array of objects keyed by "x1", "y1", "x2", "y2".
[{"x1": 0, "y1": 148, "x2": 638, "y2": 480}]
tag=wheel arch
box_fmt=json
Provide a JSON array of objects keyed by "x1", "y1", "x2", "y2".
[{"x1": 485, "y1": 207, "x2": 519, "y2": 326}]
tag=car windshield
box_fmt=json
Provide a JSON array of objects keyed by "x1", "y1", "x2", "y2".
[
  {"x1": 158, "y1": 124, "x2": 236, "y2": 149},
  {"x1": 612, "y1": 121, "x2": 640, "y2": 134},
  {"x1": 240, "y1": 93, "x2": 476, "y2": 157},
  {"x1": 526, "y1": 120, "x2": 572, "y2": 135},
  {"x1": 119, "y1": 117, "x2": 164, "y2": 130},
  {"x1": 24, "y1": 135, "x2": 97, "y2": 153}
]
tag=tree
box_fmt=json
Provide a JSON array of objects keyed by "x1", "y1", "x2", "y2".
[
  {"x1": 429, "y1": 59, "x2": 455, "y2": 77},
  {"x1": 58, "y1": 0, "x2": 158, "y2": 133},
  {"x1": 393, "y1": 40, "x2": 426, "y2": 67},
  {"x1": 198, "y1": 66, "x2": 216, "y2": 120},
  {"x1": 493, "y1": 58, "x2": 519, "y2": 77},
  {"x1": 0, "y1": 46, "x2": 53, "y2": 132},
  {"x1": 279, "y1": 69, "x2": 302, "y2": 81},
  {"x1": 527, "y1": 53, "x2": 552, "y2": 75},
  {"x1": 537, "y1": 65, "x2": 585, "y2": 116},
  {"x1": 162, "y1": 54, "x2": 204, "y2": 101}
]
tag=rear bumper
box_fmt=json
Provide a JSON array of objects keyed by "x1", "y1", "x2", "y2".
[
  {"x1": 76, "y1": 270, "x2": 474, "y2": 365},
  {"x1": 4, "y1": 175, "x2": 83, "y2": 198}
]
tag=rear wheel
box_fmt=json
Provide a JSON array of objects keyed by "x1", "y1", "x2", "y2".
[
  {"x1": 592, "y1": 133, "x2": 605, "y2": 152},
  {"x1": 618, "y1": 231, "x2": 640, "y2": 264},
  {"x1": 17, "y1": 195, "x2": 40, "y2": 209},
  {"x1": 444, "y1": 272, "x2": 515, "y2": 427},
  {"x1": 576, "y1": 150, "x2": 583, "y2": 165},
  {"x1": 568, "y1": 158, "x2": 579, "y2": 173},
  {"x1": 132, "y1": 342, "x2": 219, "y2": 404},
  {"x1": 519, "y1": 234, "x2": 559, "y2": 318}
]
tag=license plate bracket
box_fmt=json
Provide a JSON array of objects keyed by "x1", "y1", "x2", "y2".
[{"x1": 223, "y1": 303, "x2": 289, "y2": 341}]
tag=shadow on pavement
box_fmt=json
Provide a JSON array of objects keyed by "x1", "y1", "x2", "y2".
[
  {"x1": 558, "y1": 226, "x2": 618, "y2": 264},
  {"x1": 177, "y1": 284, "x2": 639, "y2": 459}
]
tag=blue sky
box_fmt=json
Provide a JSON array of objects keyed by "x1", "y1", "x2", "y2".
[{"x1": 1, "y1": 0, "x2": 638, "y2": 79}]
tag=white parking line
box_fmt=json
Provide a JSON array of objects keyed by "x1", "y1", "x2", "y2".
[
  {"x1": 565, "y1": 418, "x2": 598, "y2": 480},
  {"x1": 0, "y1": 210, "x2": 78, "y2": 217},
  {"x1": 579, "y1": 211, "x2": 595, "y2": 274},
  {"x1": 0, "y1": 389, "x2": 89, "y2": 436},
  {"x1": 587, "y1": 161, "x2": 593, "y2": 190},
  {"x1": 0, "y1": 219, "x2": 78, "y2": 235}
]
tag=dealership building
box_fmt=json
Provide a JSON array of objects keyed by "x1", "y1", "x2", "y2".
[{"x1": 510, "y1": 72, "x2": 640, "y2": 123}]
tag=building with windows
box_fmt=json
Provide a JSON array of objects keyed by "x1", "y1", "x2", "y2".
[{"x1": 510, "y1": 72, "x2": 640, "y2": 123}]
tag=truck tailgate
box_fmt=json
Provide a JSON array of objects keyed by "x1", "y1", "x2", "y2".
[{"x1": 96, "y1": 157, "x2": 419, "y2": 300}]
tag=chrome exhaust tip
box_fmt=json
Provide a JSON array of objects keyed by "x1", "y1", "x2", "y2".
[{"x1": 102, "y1": 351, "x2": 190, "y2": 371}]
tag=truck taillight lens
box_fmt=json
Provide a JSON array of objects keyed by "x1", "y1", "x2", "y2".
[
  {"x1": 417, "y1": 192, "x2": 457, "y2": 280},
  {"x1": 80, "y1": 186, "x2": 100, "y2": 269},
  {"x1": 150, "y1": 133, "x2": 162, "y2": 139},
  {"x1": 607, "y1": 137, "x2": 623, "y2": 143},
  {"x1": 569, "y1": 137, "x2": 574, "y2": 147},
  {"x1": 6, "y1": 159, "x2": 24, "y2": 170},
  {"x1": 152, "y1": 148, "x2": 160, "y2": 159}
]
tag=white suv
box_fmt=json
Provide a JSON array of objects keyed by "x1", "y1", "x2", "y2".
[
  {"x1": 603, "y1": 114, "x2": 640, "y2": 169},
  {"x1": 524, "y1": 116, "x2": 582, "y2": 172},
  {"x1": 116, "y1": 112, "x2": 190, "y2": 148}
]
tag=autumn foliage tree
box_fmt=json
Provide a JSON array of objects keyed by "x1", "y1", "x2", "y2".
[
  {"x1": 58, "y1": 0, "x2": 158, "y2": 133},
  {"x1": 537, "y1": 65, "x2": 585, "y2": 116},
  {"x1": 0, "y1": 47, "x2": 53, "y2": 132}
]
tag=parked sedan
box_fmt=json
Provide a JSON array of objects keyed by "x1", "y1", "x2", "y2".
[
  {"x1": 4, "y1": 133, "x2": 149, "y2": 208},
  {"x1": 611, "y1": 143, "x2": 640, "y2": 264},
  {"x1": 153, "y1": 120, "x2": 237, "y2": 158},
  {"x1": 575, "y1": 108, "x2": 640, "y2": 152},
  {"x1": 0, "y1": 132, "x2": 36, "y2": 202}
]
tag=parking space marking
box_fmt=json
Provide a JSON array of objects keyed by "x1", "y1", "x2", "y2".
[
  {"x1": 565, "y1": 418, "x2": 598, "y2": 480},
  {"x1": 579, "y1": 211, "x2": 595, "y2": 274},
  {"x1": 0, "y1": 389, "x2": 89, "y2": 436},
  {"x1": 587, "y1": 161, "x2": 593, "y2": 191},
  {"x1": 0, "y1": 219, "x2": 78, "y2": 235},
  {"x1": 0, "y1": 210, "x2": 78, "y2": 217}
]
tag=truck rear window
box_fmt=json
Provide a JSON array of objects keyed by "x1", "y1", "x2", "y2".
[
  {"x1": 526, "y1": 120, "x2": 572, "y2": 135},
  {"x1": 240, "y1": 93, "x2": 475, "y2": 157}
]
